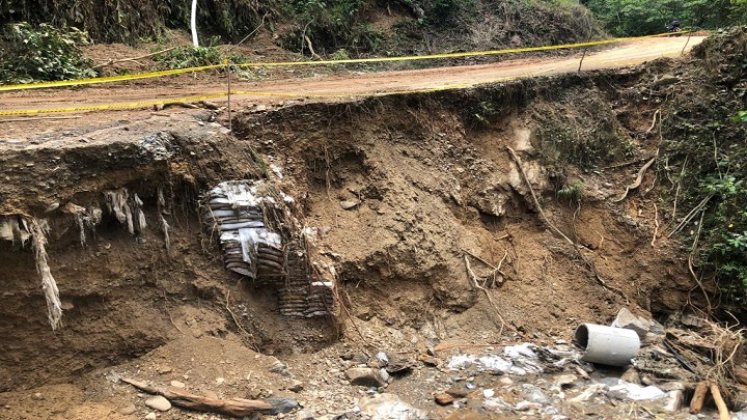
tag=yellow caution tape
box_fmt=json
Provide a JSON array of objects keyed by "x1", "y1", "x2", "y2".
[
  {"x1": 0, "y1": 64, "x2": 224, "y2": 92},
  {"x1": 0, "y1": 83, "x2": 481, "y2": 117},
  {"x1": 0, "y1": 31, "x2": 691, "y2": 93},
  {"x1": 0, "y1": 92, "x2": 229, "y2": 116}
]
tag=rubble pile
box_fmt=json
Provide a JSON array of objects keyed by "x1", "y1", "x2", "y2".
[{"x1": 204, "y1": 180, "x2": 335, "y2": 317}]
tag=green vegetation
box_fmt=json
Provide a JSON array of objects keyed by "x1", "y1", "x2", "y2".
[
  {"x1": 580, "y1": 0, "x2": 747, "y2": 36},
  {"x1": 0, "y1": 22, "x2": 95, "y2": 83},
  {"x1": 153, "y1": 46, "x2": 245, "y2": 70},
  {"x1": 556, "y1": 180, "x2": 585, "y2": 203}
]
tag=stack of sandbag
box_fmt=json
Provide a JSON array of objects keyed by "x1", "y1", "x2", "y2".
[{"x1": 203, "y1": 181, "x2": 284, "y2": 280}]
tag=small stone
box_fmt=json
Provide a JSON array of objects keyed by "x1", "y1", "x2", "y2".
[
  {"x1": 216, "y1": 377, "x2": 225, "y2": 385},
  {"x1": 145, "y1": 396, "x2": 172, "y2": 412},
  {"x1": 522, "y1": 384, "x2": 549, "y2": 405},
  {"x1": 434, "y1": 392, "x2": 456, "y2": 406},
  {"x1": 418, "y1": 354, "x2": 439, "y2": 367},
  {"x1": 169, "y1": 380, "x2": 185, "y2": 389},
  {"x1": 296, "y1": 410, "x2": 315, "y2": 420},
  {"x1": 499, "y1": 377, "x2": 513, "y2": 386},
  {"x1": 483, "y1": 397, "x2": 512, "y2": 413},
  {"x1": 339, "y1": 199, "x2": 361, "y2": 210},
  {"x1": 32, "y1": 393, "x2": 43, "y2": 400},
  {"x1": 515, "y1": 401, "x2": 542, "y2": 411},
  {"x1": 156, "y1": 366, "x2": 172, "y2": 375},
  {"x1": 145, "y1": 412, "x2": 157, "y2": 420},
  {"x1": 483, "y1": 389, "x2": 495, "y2": 398},
  {"x1": 621, "y1": 368, "x2": 641, "y2": 384},
  {"x1": 288, "y1": 380, "x2": 304, "y2": 393},
  {"x1": 269, "y1": 398, "x2": 299, "y2": 415},
  {"x1": 118, "y1": 403, "x2": 137, "y2": 415},
  {"x1": 554, "y1": 373, "x2": 578, "y2": 389},
  {"x1": 660, "y1": 390, "x2": 684, "y2": 412},
  {"x1": 446, "y1": 388, "x2": 469, "y2": 398}
]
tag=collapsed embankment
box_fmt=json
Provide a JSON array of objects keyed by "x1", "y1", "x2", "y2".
[{"x1": 3, "y1": 42, "x2": 737, "y2": 395}]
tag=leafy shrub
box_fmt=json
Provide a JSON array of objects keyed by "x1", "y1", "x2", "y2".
[
  {"x1": 153, "y1": 46, "x2": 246, "y2": 69},
  {"x1": 581, "y1": 0, "x2": 747, "y2": 36},
  {"x1": 0, "y1": 22, "x2": 95, "y2": 83},
  {"x1": 557, "y1": 181, "x2": 585, "y2": 203}
]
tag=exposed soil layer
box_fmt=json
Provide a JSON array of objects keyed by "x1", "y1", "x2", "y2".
[{"x1": 2, "y1": 39, "x2": 738, "y2": 417}]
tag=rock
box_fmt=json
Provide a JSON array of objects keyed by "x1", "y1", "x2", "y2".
[
  {"x1": 376, "y1": 352, "x2": 389, "y2": 366},
  {"x1": 611, "y1": 308, "x2": 663, "y2": 339},
  {"x1": 345, "y1": 367, "x2": 387, "y2": 387},
  {"x1": 658, "y1": 390, "x2": 684, "y2": 413},
  {"x1": 482, "y1": 397, "x2": 512, "y2": 413},
  {"x1": 156, "y1": 366, "x2": 172, "y2": 374},
  {"x1": 269, "y1": 398, "x2": 299, "y2": 415},
  {"x1": 31, "y1": 393, "x2": 43, "y2": 400},
  {"x1": 144, "y1": 396, "x2": 172, "y2": 412},
  {"x1": 288, "y1": 380, "x2": 304, "y2": 393},
  {"x1": 553, "y1": 373, "x2": 578, "y2": 389},
  {"x1": 418, "y1": 354, "x2": 439, "y2": 367},
  {"x1": 621, "y1": 367, "x2": 641, "y2": 384},
  {"x1": 434, "y1": 392, "x2": 456, "y2": 406},
  {"x1": 483, "y1": 389, "x2": 495, "y2": 398},
  {"x1": 569, "y1": 384, "x2": 607, "y2": 403},
  {"x1": 339, "y1": 199, "x2": 361, "y2": 210},
  {"x1": 515, "y1": 401, "x2": 542, "y2": 412},
  {"x1": 522, "y1": 384, "x2": 549, "y2": 404},
  {"x1": 215, "y1": 377, "x2": 225, "y2": 385},
  {"x1": 608, "y1": 383, "x2": 665, "y2": 401},
  {"x1": 359, "y1": 393, "x2": 427, "y2": 419},
  {"x1": 145, "y1": 413, "x2": 157, "y2": 420},
  {"x1": 169, "y1": 380, "x2": 185, "y2": 389},
  {"x1": 118, "y1": 403, "x2": 137, "y2": 415},
  {"x1": 296, "y1": 410, "x2": 315, "y2": 420},
  {"x1": 445, "y1": 388, "x2": 469, "y2": 398}
]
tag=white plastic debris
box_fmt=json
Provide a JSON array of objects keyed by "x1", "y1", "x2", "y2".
[{"x1": 608, "y1": 382, "x2": 666, "y2": 401}]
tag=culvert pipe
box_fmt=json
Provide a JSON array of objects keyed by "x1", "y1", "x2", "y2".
[{"x1": 574, "y1": 323, "x2": 640, "y2": 366}]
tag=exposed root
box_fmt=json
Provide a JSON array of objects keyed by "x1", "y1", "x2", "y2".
[
  {"x1": 464, "y1": 255, "x2": 512, "y2": 335},
  {"x1": 613, "y1": 153, "x2": 658, "y2": 202},
  {"x1": 29, "y1": 219, "x2": 63, "y2": 331},
  {"x1": 651, "y1": 203, "x2": 659, "y2": 247}
]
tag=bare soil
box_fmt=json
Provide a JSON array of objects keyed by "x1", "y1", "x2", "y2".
[{"x1": 0, "y1": 34, "x2": 738, "y2": 420}]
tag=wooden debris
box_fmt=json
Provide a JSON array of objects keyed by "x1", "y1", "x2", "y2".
[
  {"x1": 120, "y1": 377, "x2": 272, "y2": 417},
  {"x1": 688, "y1": 381, "x2": 708, "y2": 414},
  {"x1": 709, "y1": 382, "x2": 730, "y2": 420}
]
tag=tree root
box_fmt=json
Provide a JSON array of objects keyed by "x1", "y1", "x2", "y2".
[{"x1": 613, "y1": 153, "x2": 658, "y2": 203}]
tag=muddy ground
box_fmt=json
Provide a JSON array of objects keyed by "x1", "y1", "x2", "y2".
[{"x1": 0, "y1": 32, "x2": 744, "y2": 420}]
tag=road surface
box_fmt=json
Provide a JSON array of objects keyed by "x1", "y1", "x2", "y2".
[{"x1": 0, "y1": 35, "x2": 703, "y2": 121}]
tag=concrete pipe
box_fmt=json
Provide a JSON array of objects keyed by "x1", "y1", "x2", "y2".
[{"x1": 575, "y1": 323, "x2": 641, "y2": 366}]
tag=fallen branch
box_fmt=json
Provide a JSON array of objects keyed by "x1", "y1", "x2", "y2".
[
  {"x1": 613, "y1": 153, "x2": 658, "y2": 202},
  {"x1": 710, "y1": 382, "x2": 730, "y2": 420},
  {"x1": 93, "y1": 47, "x2": 176, "y2": 70},
  {"x1": 506, "y1": 146, "x2": 573, "y2": 246},
  {"x1": 120, "y1": 377, "x2": 273, "y2": 417},
  {"x1": 689, "y1": 381, "x2": 708, "y2": 414}
]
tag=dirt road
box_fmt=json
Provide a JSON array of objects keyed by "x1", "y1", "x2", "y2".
[{"x1": 0, "y1": 35, "x2": 703, "y2": 120}]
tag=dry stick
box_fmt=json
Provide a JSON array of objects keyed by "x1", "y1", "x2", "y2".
[
  {"x1": 577, "y1": 48, "x2": 588, "y2": 72},
  {"x1": 120, "y1": 377, "x2": 273, "y2": 417},
  {"x1": 710, "y1": 382, "x2": 731, "y2": 420},
  {"x1": 689, "y1": 381, "x2": 709, "y2": 414},
  {"x1": 669, "y1": 194, "x2": 713, "y2": 238},
  {"x1": 226, "y1": 61, "x2": 233, "y2": 132},
  {"x1": 0, "y1": 115, "x2": 82, "y2": 123},
  {"x1": 645, "y1": 109, "x2": 661, "y2": 135},
  {"x1": 92, "y1": 47, "x2": 176, "y2": 70},
  {"x1": 651, "y1": 203, "x2": 660, "y2": 247},
  {"x1": 506, "y1": 146, "x2": 628, "y2": 302},
  {"x1": 223, "y1": 291, "x2": 258, "y2": 351},
  {"x1": 464, "y1": 256, "x2": 511, "y2": 335},
  {"x1": 613, "y1": 153, "x2": 658, "y2": 202}
]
